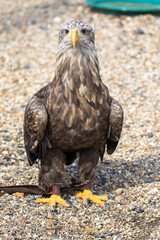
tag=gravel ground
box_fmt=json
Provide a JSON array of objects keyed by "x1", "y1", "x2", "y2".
[{"x1": 0, "y1": 0, "x2": 160, "y2": 239}]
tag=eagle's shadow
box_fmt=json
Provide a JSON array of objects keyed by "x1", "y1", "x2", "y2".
[
  {"x1": 0, "y1": 153, "x2": 159, "y2": 199},
  {"x1": 64, "y1": 153, "x2": 159, "y2": 195}
]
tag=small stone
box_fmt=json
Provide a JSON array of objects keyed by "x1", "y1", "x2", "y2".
[
  {"x1": 104, "y1": 231, "x2": 111, "y2": 236},
  {"x1": 48, "y1": 212, "x2": 53, "y2": 219},
  {"x1": 24, "y1": 65, "x2": 30, "y2": 69},
  {"x1": 118, "y1": 84, "x2": 125, "y2": 88},
  {"x1": 39, "y1": 226, "x2": 47, "y2": 232},
  {"x1": 3, "y1": 176, "x2": 10, "y2": 180},
  {"x1": 7, "y1": 211, "x2": 13, "y2": 215},
  {"x1": 100, "y1": 177, "x2": 107, "y2": 185},
  {"x1": 30, "y1": 225, "x2": 36, "y2": 231},
  {"x1": 4, "y1": 156, "x2": 10, "y2": 161},
  {"x1": 136, "y1": 208, "x2": 144, "y2": 213},
  {"x1": 53, "y1": 17, "x2": 61, "y2": 23},
  {"x1": 147, "y1": 132, "x2": 153, "y2": 138},
  {"x1": 115, "y1": 195, "x2": 125, "y2": 204},
  {"x1": 84, "y1": 226, "x2": 99, "y2": 235},
  {"x1": 135, "y1": 28, "x2": 145, "y2": 34},
  {"x1": 13, "y1": 204, "x2": 19, "y2": 209},
  {"x1": 95, "y1": 233, "x2": 104, "y2": 238},
  {"x1": 122, "y1": 195, "x2": 128, "y2": 199},
  {"x1": 148, "y1": 187, "x2": 158, "y2": 194},
  {"x1": 18, "y1": 149, "x2": 24, "y2": 155},
  {"x1": 31, "y1": 20, "x2": 36, "y2": 25},
  {"x1": 2, "y1": 151, "x2": 8, "y2": 155},
  {"x1": 115, "y1": 188, "x2": 126, "y2": 195}
]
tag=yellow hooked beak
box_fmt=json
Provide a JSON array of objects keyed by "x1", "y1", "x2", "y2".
[{"x1": 67, "y1": 28, "x2": 84, "y2": 48}]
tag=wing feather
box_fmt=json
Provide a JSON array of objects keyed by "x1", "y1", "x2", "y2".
[
  {"x1": 24, "y1": 96, "x2": 49, "y2": 165},
  {"x1": 107, "y1": 97, "x2": 123, "y2": 155}
]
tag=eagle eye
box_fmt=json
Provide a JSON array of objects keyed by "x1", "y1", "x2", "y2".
[
  {"x1": 81, "y1": 28, "x2": 87, "y2": 34},
  {"x1": 64, "y1": 29, "x2": 69, "y2": 35}
]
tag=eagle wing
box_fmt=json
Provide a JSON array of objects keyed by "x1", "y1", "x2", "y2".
[
  {"x1": 24, "y1": 86, "x2": 51, "y2": 165},
  {"x1": 107, "y1": 97, "x2": 123, "y2": 155}
]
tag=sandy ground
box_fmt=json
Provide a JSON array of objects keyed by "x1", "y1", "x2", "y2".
[{"x1": 0, "y1": 0, "x2": 160, "y2": 239}]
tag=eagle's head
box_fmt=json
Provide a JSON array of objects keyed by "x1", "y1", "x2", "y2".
[
  {"x1": 58, "y1": 20, "x2": 95, "y2": 50},
  {"x1": 55, "y1": 20, "x2": 100, "y2": 88}
]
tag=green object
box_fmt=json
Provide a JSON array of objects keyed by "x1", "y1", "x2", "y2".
[{"x1": 85, "y1": 0, "x2": 160, "y2": 12}]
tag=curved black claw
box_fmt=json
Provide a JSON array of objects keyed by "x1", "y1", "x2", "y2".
[
  {"x1": 66, "y1": 200, "x2": 75, "y2": 207},
  {"x1": 52, "y1": 205, "x2": 56, "y2": 212},
  {"x1": 104, "y1": 202, "x2": 110, "y2": 210},
  {"x1": 107, "y1": 194, "x2": 114, "y2": 200},
  {"x1": 85, "y1": 198, "x2": 89, "y2": 206}
]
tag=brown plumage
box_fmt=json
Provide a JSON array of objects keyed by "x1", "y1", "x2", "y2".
[{"x1": 24, "y1": 20, "x2": 123, "y2": 208}]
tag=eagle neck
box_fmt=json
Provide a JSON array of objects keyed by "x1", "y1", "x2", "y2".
[{"x1": 54, "y1": 46, "x2": 102, "y2": 92}]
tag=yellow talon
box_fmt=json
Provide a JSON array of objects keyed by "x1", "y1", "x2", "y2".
[
  {"x1": 35, "y1": 194, "x2": 70, "y2": 210},
  {"x1": 76, "y1": 189, "x2": 108, "y2": 206}
]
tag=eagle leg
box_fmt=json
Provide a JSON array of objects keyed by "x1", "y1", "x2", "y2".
[
  {"x1": 35, "y1": 185, "x2": 69, "y2": 211},
  {"x1": 36, "y1": 149, "x2": 70, "y2": 211},
  {"x1": 77, "y1": 146, "x2": 108, "y2": 206},
  {"x1": 76, "y1": 183, "x2": 108, "y2": 207}
]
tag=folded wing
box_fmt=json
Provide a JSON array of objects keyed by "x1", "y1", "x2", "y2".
[
  {"x1": 24, "y1": 96, "x2": 50, "y2": 165},
  {"x1": 107, "y1": 97, "x2": 123, "y2": 155}
]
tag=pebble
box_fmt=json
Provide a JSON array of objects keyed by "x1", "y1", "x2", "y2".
[
  {"x1": 30, "y1": 225, "x2": 36, "y2": 231},
  {"x1": 53, "y1": 17, "x2": 61, "y2": 23},
  {"x1": 39, "y1": 226, "x2": 47, "y2": 232},
  {"x1": 147, "y1": 132, "x2": 154, "y2": 138},
  {"x1": 106, "y1": 231, "x2": 112, "y2": 236},
  {"x1": 115, "y1": 188, "x2": 126, "y2": 195},
  {"x1": 136, "y1": 207, "x2": 144, "y2": 213},
  {"x1": 95, "y1": 233, "x2": 105, "y2": 238},
  {"x1": 148, "y1": 187, "x2": 159, "y2": 194},
  {"x1": 47, "y1": 212, "x2": 53, "y2": 219},
  {"x1": 3, "y1": 176, "x2": 10, "y2": 180},
  {"x1": 134, "y1": 27, "x2": 145, "y2": 35},
  {"x1": 115, "y1": 195, "x2": 125, "y2": 204},
  {"x1": 2, "y1": 151, "x2": 8, "y2": 155},
  {"x1": 18, "y1": 150, "x2": 24, "y2": 155}
]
